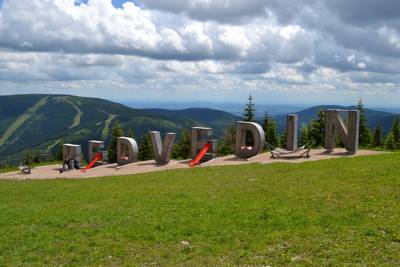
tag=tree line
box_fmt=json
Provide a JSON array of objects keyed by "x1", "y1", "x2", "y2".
[
  {"x1": 218, "y1": 96, "x2": 400, "y2": 154},
  {"x1": 298, "y1": 100, "x2": 400, "y2": 150}
]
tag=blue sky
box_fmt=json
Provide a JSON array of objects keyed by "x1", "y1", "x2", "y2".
[
  {"x1": 111, "y1": 0, "x2": 133, "y2": 8},
  {"x1": 74, "y1": 0, "x2": 139, "y2": 8},
  {"x1": 0, "y1": 0, "x2": 400, "y2": 107},
  {"x1": 0, "y1": 0, "x2": 138, "y2": 8}
]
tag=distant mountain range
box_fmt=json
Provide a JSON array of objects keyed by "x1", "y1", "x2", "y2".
[
  {"x1": 123, "y1": 101, "x2": 306, "y2": 117},
  {"x1": 273, "y1": 105, "x2": 398, "y2": 134},
  {"x1": 143, "y1": 108, "x2": 240, "y2": 134},
  {"x1": 0, "y1": 95, "x2": 238, "y2": 158},
  {"x1": 0, "y1": 94, "x2": 397, "y2": 159}
]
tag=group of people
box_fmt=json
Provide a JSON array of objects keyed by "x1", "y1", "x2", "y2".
[{"x1": 59, "y1": 159, "x2": 80, "y2": 173}]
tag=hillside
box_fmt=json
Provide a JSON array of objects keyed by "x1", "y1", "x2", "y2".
[
  {"x1": 0, "y1": 95, "x2": 237, "y2": 159},
  {"x1": 0, "y1": 153, "x2": 399, "y2": 265},
  {"x1": 273, "y1": 105, "x2": 398, "y2": 134},
  {"x1": 144, "y1": 108, "x2": 240, "y2": 135}
]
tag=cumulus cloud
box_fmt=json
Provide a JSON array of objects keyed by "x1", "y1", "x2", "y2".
[
  {"x1": 0, "y1": 0, "x2": 313, "y2": 64},
  {"x1": 141, "y1": 0, "x2": 269, "y2": 24},
  {"x1": 324, "y1": 0, "x2": 400, "y2": 26},
  {"x1": 0, "y1": 0, "x2": 399, "y2": 105}
]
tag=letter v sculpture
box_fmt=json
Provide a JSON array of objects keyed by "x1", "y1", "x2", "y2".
[{"x1": 150, "y1": 131, "x2": 176, "y2": 164}]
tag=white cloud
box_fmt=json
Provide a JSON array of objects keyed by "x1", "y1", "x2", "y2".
[
  {"x1": 141, "y1": 0, "x2": 268, "y2": 23},
  {"x1": 0, "y1": 0, "x2": 399, "y2": 105},
  {"x1": 0, "y1": 0, "x2": 314, "y2": 63}
]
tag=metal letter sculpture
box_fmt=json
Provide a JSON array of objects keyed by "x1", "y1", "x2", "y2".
[
  {"x1": 325, "y1": 109, "x2": 360, "y2": 154},
  {"x1": 191, "y1": 127, "x2": 217, "y2": 161},
  {"x1": 88, "y1": 140, "x2": 104, "y2": 162},
  {"x1": 235, "y1": 121, "x2": 265, "y2": 159},
  {"x1": 150, "y1": 131, "x2": 176, "y2": 164},
  {"x1": 286, "y1": 114, "x2": 298, "y2": 151},
  {"x1": 63, "y1": 144, "x2": 82, "y2": 168},
  {"x1": 117, "y1": 137, "x2": 138, "y2": 166}
]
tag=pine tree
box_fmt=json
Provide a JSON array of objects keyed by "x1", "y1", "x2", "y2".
[
  {"x1": 243, "y1": 94, "x2": 256, "y2": 122},
  {"x1": 299, "y1": 126, "x2": 310, "y2": 146},
  {"x1": 391, "y1": 117, "x2": 400, "y2": 148},
  {"x1": 280, "y1": 130, "x2": 287, "y2": 148},
  {"x1": 138, "y1": 133, "x2": 153, "y2": 161},
  {"x1": 262, "y1": 113, "x2": 279, "y2": 147},
  {"x1": 172, "y1": 130, "x2": 191, "y2": 159},
  {"x1": 335, "y1": 135, "x2": 344, "y2": 148},
  {"x1": 243, "y1": 95, "x2": 256, "y2": 146},
  {"x1": 23, "y1": 149, "x2": 32, "y2": 165},
  {"x1": 262, "y1": 112, "x2": 271, "y2": 133},
  {"x1": 56, "y1": 140, "x2": 64, "y2": 161},
  {"x1": 385, "y1": 132, "x2": 396, "y2": 150},
  {"x1": 127, "y1": 129, "x2": 135, "y2": 138},
  {"x1": 218, "y1": 124, "x2": 236, "y2": 156},
  {"x1": 357, "y1": 99, "x2": 371, "y2": 147},
  {"x1": 33, "y1": 151, "x2": 41, "y2": 163},
  {"x1": 372, "y1": 127, "x2": 383, "y2": 148},
  {"x1": 308, "y1": 110, "x2": 325, "y2": 147},
  {"x1": 108, "y1": 121, "x2": 124, "y2": 163},
  {"x1": 268, "y1": 121, "x2": 279, "y2": 147}
]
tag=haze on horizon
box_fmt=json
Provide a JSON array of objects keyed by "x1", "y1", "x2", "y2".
[{"x1": 0, "y1": 0, "x2": 400, "y2": 107}]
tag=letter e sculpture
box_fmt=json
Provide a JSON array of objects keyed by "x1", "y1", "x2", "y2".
[{"x1": 191, "y1": 127, "x2": 217, "y2": 162}]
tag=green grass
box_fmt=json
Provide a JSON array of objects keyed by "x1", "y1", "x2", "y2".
[{"x1": 0, "y1": 154, "x2": 399, "y2": 266}]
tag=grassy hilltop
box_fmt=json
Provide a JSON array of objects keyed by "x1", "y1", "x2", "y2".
[{"x1": 0, "y1": 153, "x2": 399, "y2": 265}]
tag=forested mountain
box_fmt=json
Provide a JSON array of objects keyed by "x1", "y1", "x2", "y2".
[{"x1": 0, "y1": 95, "x2": 237, "y2": 158}]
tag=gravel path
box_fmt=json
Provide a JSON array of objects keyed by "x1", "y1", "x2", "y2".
[{"x1": 0, "y1": 149, "x2": 383, "y2": 180}]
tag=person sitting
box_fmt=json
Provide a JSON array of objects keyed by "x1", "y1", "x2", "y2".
[
  {"x1": 74, "y1": 159, "x2": 80, "y2": 169},
  {"x1": 19, "y1": 162, "x2": 31, "y2": 175},
  {"x1": 59, "y1": 159, "x2": 70, "y2": 173}
]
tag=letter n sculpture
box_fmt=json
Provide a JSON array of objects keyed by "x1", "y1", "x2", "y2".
[{"x1": 325, "y1": 109, "x2": 360, "y2": 154}]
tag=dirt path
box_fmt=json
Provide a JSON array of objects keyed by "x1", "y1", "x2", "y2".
[{"x1": 0, "y1": 149, "x2": 384, "y2": 180}]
